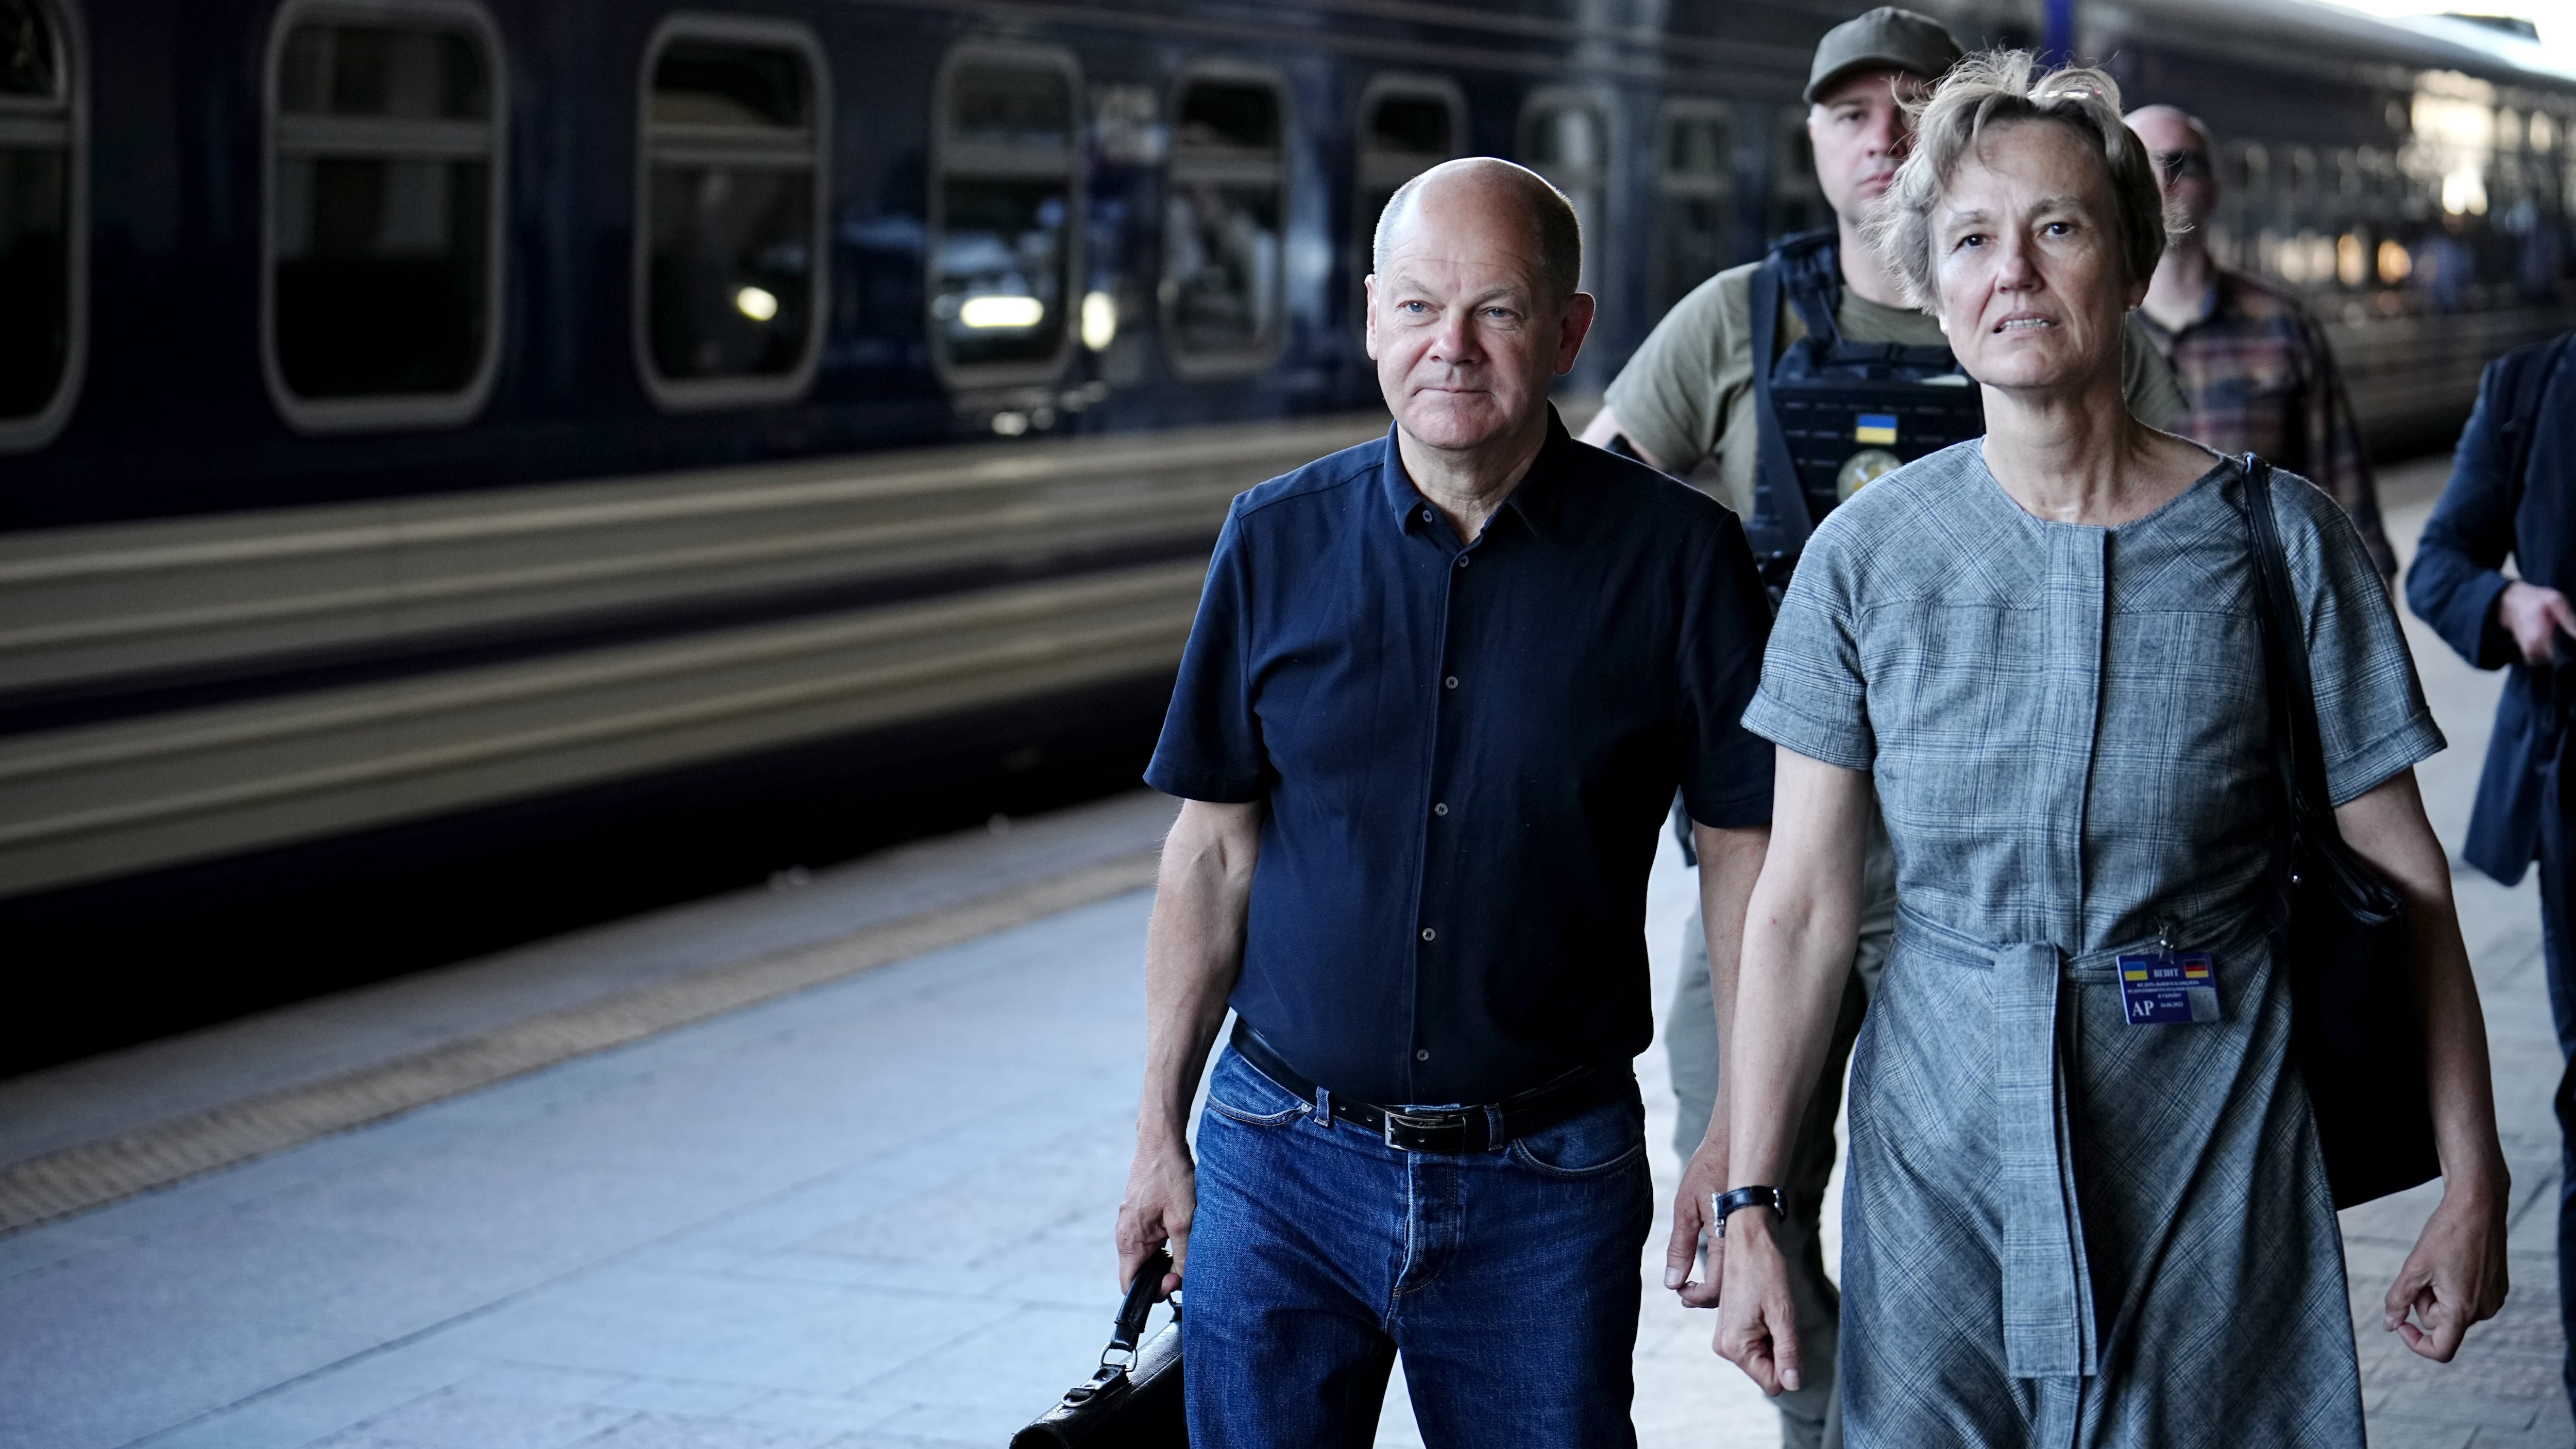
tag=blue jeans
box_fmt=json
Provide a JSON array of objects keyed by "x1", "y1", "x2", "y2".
[{"x1": 1182, "y1": 1046, "x2": 1653, "y2": 1448}]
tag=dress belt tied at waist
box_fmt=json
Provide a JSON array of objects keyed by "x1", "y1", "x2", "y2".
[
  {"x1": 1896, "y1": 906, "x2": 2143, "y2": 1380},
  {"x1": 1991, "y1": 938, "x2": 2099, "y2": 1380}
]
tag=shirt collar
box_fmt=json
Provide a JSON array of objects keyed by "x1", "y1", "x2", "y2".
[{"x1": 1381, "y1": 406, "x2": 1577, "y2": 541}]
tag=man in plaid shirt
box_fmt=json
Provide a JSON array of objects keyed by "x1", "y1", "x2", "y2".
[{"x1": 2127, "y1": 105, "x2": 2397, "y2": 577}]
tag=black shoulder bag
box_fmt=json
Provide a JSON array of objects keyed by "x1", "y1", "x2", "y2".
[
  {"x1": 1011, "y1": 1248, "x2": 1186, "y2": 1448},
  {"x1": 2242, "y1": 456, "x2": 2443, "y2": 1208}
]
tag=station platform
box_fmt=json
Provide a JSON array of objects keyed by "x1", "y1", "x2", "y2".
[{"x1": 2, "y1": 456, "x2": 2570, "y2": 1449}]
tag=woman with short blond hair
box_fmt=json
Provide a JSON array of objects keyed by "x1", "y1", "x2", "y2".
[{"x1": 1709, "y1": 53, "x2": 2510, "y2": 1444}]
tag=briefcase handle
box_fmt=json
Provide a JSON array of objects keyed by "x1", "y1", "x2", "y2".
[
  {"x1": 1105, "y1": 1248, "x2": 1170, "y2": 1366},
  {"x1": 1061, "y1": 1247, "x2": 1177, "y2": 1407}
]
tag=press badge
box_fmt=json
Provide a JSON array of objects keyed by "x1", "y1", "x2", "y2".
[{"x1": 2118, "y1": 951, "x2": 2220, "y2": 1025}]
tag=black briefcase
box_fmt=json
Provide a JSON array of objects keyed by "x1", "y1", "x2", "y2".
[
  {"x1": 1010, "y1": 1249, "x2": 1185, "y2": 1448},
  {"x1": 2243, "y1": 457, "x2": 2443, "y2": 1209}
]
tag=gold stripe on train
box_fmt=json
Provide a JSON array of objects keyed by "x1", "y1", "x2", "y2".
[
  {"x1": 0, "y1": 562, "x2": 1212, "y2": 898},
  {"x1": 0, "y1": 412, "x2": 1389, "y2": 695}
]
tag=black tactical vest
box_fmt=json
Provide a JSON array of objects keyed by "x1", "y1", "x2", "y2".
[{"x1": 1744, "y1": 230, "x2": 1986, "y2": 588}]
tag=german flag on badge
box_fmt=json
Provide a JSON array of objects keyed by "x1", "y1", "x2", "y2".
[{"x1": 1854, "y1": 413, "x2": 1898, "y2": 446}]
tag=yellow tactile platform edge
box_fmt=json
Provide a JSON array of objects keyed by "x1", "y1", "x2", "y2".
[{"x1": 0, "y1": 851, "x2": 1162, "y2": 1236}]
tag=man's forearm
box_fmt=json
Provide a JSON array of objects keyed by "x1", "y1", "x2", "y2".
[
  {"x1": 1137, "y1": 804, "x2": 1261, "y2": 1147},
  {"x1": 1693, "y1": 822, "x2": 1773, "y2": 1140}
]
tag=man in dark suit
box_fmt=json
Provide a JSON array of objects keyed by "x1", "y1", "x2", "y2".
[{"x1": 2409, "y1": 329, "x2": 2576, "y2": 1414}]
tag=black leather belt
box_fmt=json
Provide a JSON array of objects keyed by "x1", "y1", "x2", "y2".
[{"x1": 1228, "y1": 1019, "x2": 1625, "y2": 1154}]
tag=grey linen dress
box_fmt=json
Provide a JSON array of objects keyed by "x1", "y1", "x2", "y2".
[{"x1": 1740, "y1": 443, "x2": 2443, "y2": 1448}]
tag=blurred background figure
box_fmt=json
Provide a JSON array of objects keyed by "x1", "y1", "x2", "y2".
[
  {"x1": 2128, "y1": 104, "x2": 2399, "y2": 577},
  {"x1": 2409, "y1": 328, "x2": 2576, "y2": 1419}
]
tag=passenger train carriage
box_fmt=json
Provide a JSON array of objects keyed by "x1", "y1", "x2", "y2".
[{"x1": 1, "y1": 0, "x2": 2569, "y2": 1065}]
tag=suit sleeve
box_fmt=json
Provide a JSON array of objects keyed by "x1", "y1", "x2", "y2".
[{"x1": 2405, "y1": 357, "x2": 2520, "y2": 671}]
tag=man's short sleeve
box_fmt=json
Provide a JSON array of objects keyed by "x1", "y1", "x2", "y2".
[
  {"x1": 1144, "y1": 504, "x2": 1269, "y2": 803},
  {"x1": 2272, "y1": 472, "x2": 2446, "y2": 805},
  {"x1": 1739, "y1": 526, "x2": 1874, "y2": 771},
  {"x1": 1602, "y1": 268, "x2": 1750, "y2": 473},
  {"x1": 1676, "y1": 507, "x2": 1780, "y2": 829}
]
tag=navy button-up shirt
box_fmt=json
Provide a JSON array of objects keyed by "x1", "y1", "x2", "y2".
[{"x1": 1145, "y1": 410, "x2": 1775, "y2": 1105}]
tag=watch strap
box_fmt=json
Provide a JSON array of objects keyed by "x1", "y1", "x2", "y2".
[{"x1": 1712, "y1": 1185, "x2": 1787, "y2": 1237}]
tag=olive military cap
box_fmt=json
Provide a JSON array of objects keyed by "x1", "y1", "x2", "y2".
[{"x1": 1804, "y1": 6, "x2": 1963, "y2": 104}]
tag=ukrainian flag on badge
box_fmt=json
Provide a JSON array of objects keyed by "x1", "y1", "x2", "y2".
[{"x1": 1854, "y1": 413, "x2": 1899, "y2": 446}]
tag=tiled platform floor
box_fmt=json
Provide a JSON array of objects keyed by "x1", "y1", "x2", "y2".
[{"x1": 0, "y1": 457, "x2": 2567, "y2": 1449}]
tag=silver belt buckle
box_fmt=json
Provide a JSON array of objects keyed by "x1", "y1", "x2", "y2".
[{"x1": 1382, "y1": 1108, "x2": 1467, "y2": 1152}]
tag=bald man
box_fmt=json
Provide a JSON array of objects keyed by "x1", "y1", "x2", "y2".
[
  {"x1": 1114, "y1": 159, "x2": 1778, "y2": 1445},
  {"x1": 2128, "y1": 104, "x2": 2397, "y2": 576}
]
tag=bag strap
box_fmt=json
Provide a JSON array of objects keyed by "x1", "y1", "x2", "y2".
[
  {"x1": 1748, "y1": 255, "x2": 1817, "y2": 553},
  {"x1": 2241, "y1": 456, "x2": 2336, "y2": 829}
]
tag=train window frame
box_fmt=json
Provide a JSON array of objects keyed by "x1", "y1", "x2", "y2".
[
  {"x1": 1352, "y1": 73, "x2": 1464, "y2": 281},
  {"x1": 0, "y1": 0, "x2": 84, "y2": 454},
  {"x1": 927, "y1": 43, "x2": 1084, "y2": 392},
  {"x1": 1652, "y1": 95, "x2": 1733, "y2": 315},
  {"x1": 260, "y1": 0, "x2": 506, "y2": 435},
  {"x1": 1162, "y1": 62, "x2": 1294, "y2": 381},
  {"x1": 632, "y1": 12, "x2": 831, "y2": 413},
  {"x1": 1518, "y1": 88, "x2": 1614, "y2": 295}
]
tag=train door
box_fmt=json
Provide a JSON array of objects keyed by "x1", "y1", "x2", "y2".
[
  {"x1": 1350, "y1": 74, "x2": 1465, "y2": 336},
  {"x1": 1652, "y1": 97, "x2": 1733, "y2": 317},
  {"x1": 1518, "y1": 89, "x2": 1611, "y2": 296},
  {"x1": 1767, "y1": 107, "x2": 1826, "y2": 243}
]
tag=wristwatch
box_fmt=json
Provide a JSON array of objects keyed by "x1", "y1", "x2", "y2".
[{"x1": 1711, "y1": 1185, "x2": 1788, "y2": 1239}]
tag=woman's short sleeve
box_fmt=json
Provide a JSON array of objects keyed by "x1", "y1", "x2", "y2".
[
  {"x1": 2276, "y1": 472, "x2": 2446, "y2": 805},
  {"x1": 1739, "y1": 530, "x2": 1875, "y2": 771}
]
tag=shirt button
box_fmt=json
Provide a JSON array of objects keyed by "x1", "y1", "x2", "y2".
[
  {"x1": 1433, "y1": 802, "x2": 1448, "y2": 816},
  {"x1": 1420, "y1": 927, "x2": 1436, "y2": 941},
  {"x1": 1444, "y1": 676, "x2": 1459, "y2": 689},
  {"x1": 1420, "y1": 509, "x2": 1434, "y2": 523},
  {"x1": 1455, "y1": 555, "x2": 1470, "y2": 568},
  {"x1": 1415, "y1": 1048, "x2": 1431, "y2": 1061}
]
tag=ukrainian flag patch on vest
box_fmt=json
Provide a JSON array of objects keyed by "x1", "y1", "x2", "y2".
[{"x1": 1854, "y1": 413, "x2": 1899, "y2": 445}]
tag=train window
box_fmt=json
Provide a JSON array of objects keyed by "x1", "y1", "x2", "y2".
[
  {"x1": 930, "y1": 48, "x2": 1080, "y2": 385},
  {"x1": 1354, "y1": 76, "x2": 1463, "y2": 274},
  {"x1": 1653, "y1": 99, "x2": 1732, "y2": 315},
  {"x1": 1164, "y1": 70, "x2": 1290, "y2": 376},
  {"x1": 0, "y1": 0, "x2": 80, "y2": 452},
  {"x1": 636, "y1": 16, "x2": 828, "y2": 410},
  {"x1": 266, "y1": 0, "x2": 500, "y2": 433},
  {"x1": 1520, "y1": 92, "x2": 1609, "y2": 292}
]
